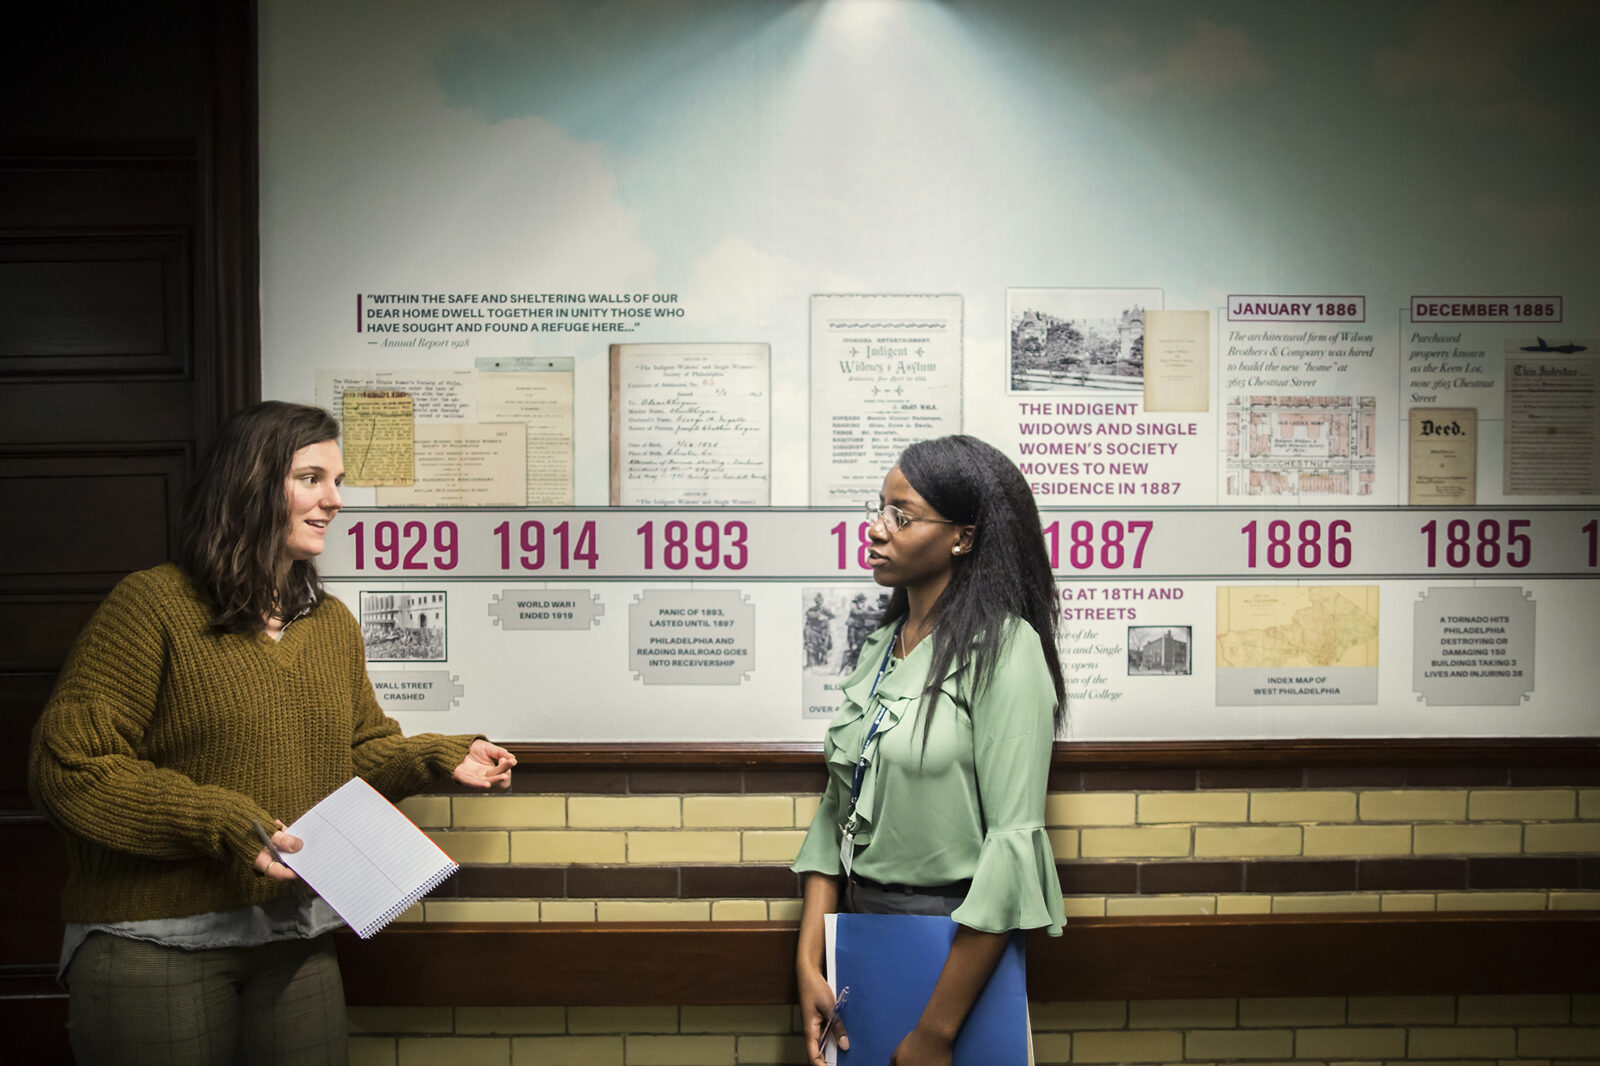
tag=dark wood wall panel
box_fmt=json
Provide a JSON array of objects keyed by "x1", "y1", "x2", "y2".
[
  {"x1": 0, "y1": 258, "x2": 166, "y2": 357},
  {"x1": 1, "y1": 474, "x2": 171, "y2": 575},
  {"x1": 0, "y1": 236, "x2": 189, "y2": 374},
  {"x1": 0, "y1": 381, "x2": 199, "y2": 444},
  {"x1": 0, "y1": 819, "x2": 67, "y2": 965},
  {"x1": 0, "y1": 7, "x2": 259, "y2": 1060},
  {"x1": 337, "y1": 914, "x2": 1599, "y2": 1007},
  {"x1": 0, "y1": 673, "x2": 55, "y2": 809},
  {"x1": 0, "y1": 599, "x2": 105, "y2": 674},
  {"x1": 0, "y1": 986, "x2": 71, "y2": 1066},
  {"x1": 0, "y1": 447, "x2": 189, "y2": 586},
  {"x1": 0, "y1": 161, "x2": 196, "y2": 229}
]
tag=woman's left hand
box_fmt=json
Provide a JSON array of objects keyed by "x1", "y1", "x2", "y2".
[
  {"x1": 452, "y1": 739, "x2": 517, "y2": 789},
  {"x1": 253, "y1": 821, "x2": 302, "y2": 880},
  {"x1": 889, "y1": 1025, "x2": 954, "y2": 1066}
]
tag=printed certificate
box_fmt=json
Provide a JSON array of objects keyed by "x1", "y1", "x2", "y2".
[{"x1": 809, "y1": 294, "x2": 963, "y2": 506}]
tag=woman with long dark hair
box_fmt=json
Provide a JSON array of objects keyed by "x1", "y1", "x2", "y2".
[
  {"x1": 792, "y1": 435, "x2": 1066, "y2": 1066},
  {"x1": 30, "y1": 401, "x2": 515, "y2": 1064}
]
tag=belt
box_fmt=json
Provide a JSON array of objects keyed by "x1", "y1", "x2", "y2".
[{"x1": 849, "y1": 873, "x2": 972, "y2": 897}]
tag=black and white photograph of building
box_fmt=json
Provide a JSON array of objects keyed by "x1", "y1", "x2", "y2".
[
  {"x1": 360, "y1": 590, "x2": 448, "y2": 662},
  {"x1": 1008, "y1": 287, "x2": 1161, "y2": 393},
  {"x1": 1128, "y1": 626, "x2": 1191, "y2": 676}
]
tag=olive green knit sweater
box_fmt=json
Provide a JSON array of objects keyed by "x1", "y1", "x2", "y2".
[{"x1": 29, "y1": 564, "x2": 475, "y2": 923}]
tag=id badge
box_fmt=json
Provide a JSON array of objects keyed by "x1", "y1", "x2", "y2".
[{"x1": 839, "y1": 828, "x2": 855, "y2": 878}]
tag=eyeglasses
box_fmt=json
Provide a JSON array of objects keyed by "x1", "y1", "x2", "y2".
[{"x1": 865, "y1": 502, "x2": 956, "y2": 534}]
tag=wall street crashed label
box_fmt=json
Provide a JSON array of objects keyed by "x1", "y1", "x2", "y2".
[
  {"x1": 368, "y1": 670, "x2": 465, "y2": 712},
  {"x1": 629, "y1": 589, "x2": 756, "y2": 685}
]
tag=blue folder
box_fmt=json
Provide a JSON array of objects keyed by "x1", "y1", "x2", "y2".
[{"x1": 832, "y1": 913, "x2": 1029, "y2": 1065}]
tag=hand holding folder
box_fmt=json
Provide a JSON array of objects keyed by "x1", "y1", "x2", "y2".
[{"x1": 823, "y1": 914, "x2": 1030, "y2": 1065}]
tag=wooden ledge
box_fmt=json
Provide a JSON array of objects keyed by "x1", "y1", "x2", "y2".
[
  {"x1": 337, "y1": 912, "x2": 1600, "y2": 1006},
  {"x1": 498, "y1": 738, "x2": 1600, "y2": 769}
]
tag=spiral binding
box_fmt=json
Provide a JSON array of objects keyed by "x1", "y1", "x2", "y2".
[{"x1": 355, "y1": 860, "x2": 459, "y2": 939}]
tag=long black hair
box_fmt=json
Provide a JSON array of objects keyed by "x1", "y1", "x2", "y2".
[
  {"x1": 175, "y1": 401, "x2": 341, "y2": 634},
  {"x1": 884, "y1": 435, "x2": 1066, "y2": 736}
]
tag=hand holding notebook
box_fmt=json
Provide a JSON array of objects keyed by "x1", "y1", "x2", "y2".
[{"x1": 280, "y1": 776, "x2": 459, "y2": 938}]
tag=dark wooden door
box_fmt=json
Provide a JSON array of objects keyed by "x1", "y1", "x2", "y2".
[{"x1": 0, "y1": 4, "x2": 258, "y2": 1058}]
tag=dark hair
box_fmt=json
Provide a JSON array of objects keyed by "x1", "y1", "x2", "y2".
[
  {"x1": 176, "y1": 401, "x2": 341, "y2": 634},
  {"x1": 885, "y1": 435, "x2": 1066, "y2": 737}
]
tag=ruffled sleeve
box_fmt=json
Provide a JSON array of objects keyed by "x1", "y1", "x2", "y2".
[
  {"x1": 790, "y1": 725, "x2": 848, "y2": 875},
  {"x1": 951, "y1": 618, "x2": 1066, "y2": 936}
]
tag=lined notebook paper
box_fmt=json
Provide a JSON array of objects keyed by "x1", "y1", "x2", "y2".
[{"x1": 282, "y1": 777, "x2": 458, "y2": 939}]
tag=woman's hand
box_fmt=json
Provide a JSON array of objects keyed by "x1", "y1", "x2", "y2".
[
  {"x1": 799, "y1": 964, "x2": 847, "y2": 1066},
  {"x1": 796, "y1": 872, "x2": 844, "y2": 1066},
  {"x1": 452, "y1": 739, "x2": 517, "y2": 789},
  {"x1": 253, "y1": 821, "x2": 302, "y2": 881},
  {"x1": 890, "y1": 1024, "x2": 954, "y2": 1066}
]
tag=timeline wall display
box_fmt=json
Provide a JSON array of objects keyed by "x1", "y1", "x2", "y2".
[{"x1": 260, "y1": 0, "x2": 1600, "y2": 742}]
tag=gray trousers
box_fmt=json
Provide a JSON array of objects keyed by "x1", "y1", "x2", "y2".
[
  {"x1": 64, "y1": 932, "x2": 348, "y2": 1066},
  {"x1": 844, "y1": 879, "x2": 964, "y2": 917}
]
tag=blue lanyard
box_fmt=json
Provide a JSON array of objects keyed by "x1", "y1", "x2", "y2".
[{"x1": 843, "y1": 619, "x2": 906, "y2": 830}]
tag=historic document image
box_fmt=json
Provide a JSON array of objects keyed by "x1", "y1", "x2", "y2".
[
  {"x1": 316, "y1": 368, "x2": 478, "y2": 422},
  {"x1": 375, "y1": 422, "x2": 527, "y2": 507},
  {"x1": 478, "y1": 357, "x2": 575, "y2": 506},
  {"x1": 1225, "y1": 395, "x2": 1376, "y2": 496},
  {"x1": 609, "y1": 343, "x2": 771, "y2": 506},
  {"x1": 1502, "y1": 342, "x2": 1597, "y2": 495},
  {"x1": 1407, "y1": 406, "x2": 1477, "y2": 505},
  {"x1": 1216, "y1": 585, "x2": 1380, "y2": 706},
  {"x1": 340, "y1": 390, "x2": 415, "y2": 487},
  {"x1": 809, "y1": 294, "x2": 963, "y2": 505},
  {"x1": 1142, "y1": 309, "x2": 1210, "y2": 413},
  {"x1": 1008, "y1": 288, "x2": 1162, "y2": 394}
]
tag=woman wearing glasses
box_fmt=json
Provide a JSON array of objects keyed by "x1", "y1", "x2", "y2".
[{"x1": 793, "y1": 435, "x2": 1066, "y2": 1066}]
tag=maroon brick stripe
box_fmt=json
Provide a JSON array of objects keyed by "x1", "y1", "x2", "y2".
[
  {"x1": 420, "y1": 739, "x2": 1600, "y2": 796},
  {"x1": 433, "y1": 856, "x2": 1598, "y2": 901}
]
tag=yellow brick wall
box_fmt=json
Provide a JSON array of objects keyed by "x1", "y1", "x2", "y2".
[
  {"x1": 400, "y1": 785, "x2": 1600, "y2": 920},
  {"x1": 346, "y1": 995, "x2": 1600, "y2": 1065}
]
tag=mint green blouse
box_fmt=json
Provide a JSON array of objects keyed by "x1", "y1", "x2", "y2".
[{"x1": 792, "y1": 617, "x2": 1065, "y2": 936}]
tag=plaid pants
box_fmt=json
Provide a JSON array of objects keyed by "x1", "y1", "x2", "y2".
[{"x1": 65, "y1": 932, "x2": 348, "y2": 1066}]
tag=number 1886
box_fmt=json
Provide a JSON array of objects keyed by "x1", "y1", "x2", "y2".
[{"x1": 1241, "y1": 519, "x2": 1352, "y2": 569}]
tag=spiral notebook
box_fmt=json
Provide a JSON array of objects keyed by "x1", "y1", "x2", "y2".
[{"x1": 282, "y1": 777, "x2": 458, "y2": 938}]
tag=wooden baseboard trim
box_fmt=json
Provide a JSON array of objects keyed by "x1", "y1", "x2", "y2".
[{"x1": 337, "y1": 912, "x2": 1600, "y2": 1006}]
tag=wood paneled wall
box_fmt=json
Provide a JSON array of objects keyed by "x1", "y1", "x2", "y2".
[{"x1": 0, "y1": 4, "x2": 259, "y2": 1060}]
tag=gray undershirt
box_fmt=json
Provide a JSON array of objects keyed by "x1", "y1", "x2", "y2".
[{"x1": 59, "y1": 893, "x2": 344, "y2": 983}]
